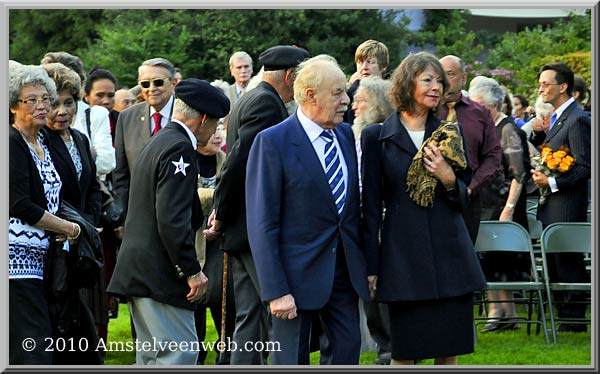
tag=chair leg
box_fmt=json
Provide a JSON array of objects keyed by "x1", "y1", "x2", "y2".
[
  {"x1": 536, "y1": 289, "x2": 550, "y2": 344},
  {"x1": 544, "y1": 287, "x2": 557, "y2": 343}
]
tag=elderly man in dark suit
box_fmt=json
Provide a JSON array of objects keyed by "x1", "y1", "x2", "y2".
[
  {"x1": 112, "y1": 57, "x2": 177, "y2": 239},
  {"x1": 530, "y1": 63, "x2": 591, "y2": 333},
  {"x1": 245, "y1": 55, "x2": 370, "y2": 365},
  {"x1": 107, "y1": 79, "x2": 229, "y2": 364},
  {"x1": 203, "y1": 45, "x2": 310, "y2": 365}
]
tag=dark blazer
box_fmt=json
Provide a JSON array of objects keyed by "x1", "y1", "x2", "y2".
[
  {"x1": 246, "y1": 113, "x2": 369, "y2": 309},
  {"x1": 214, "y1": 81, "x2": 289, "y2": 253},
  {"x1": 113, "y1": 99, "x2": 173, "y2": 219},
  {"x1": 530, "y1": 100, "x2": 591, "y2": 225},
  {"x1": 42, "y1": 127, "x2": 101, "y2": 226},
  {"x1": 9, "y1": 126, "x2": 49, "y2": 225},
  {"x1": 361, "y1": 112, "x2": 486, "y2": 302},
  {"x1": 107, "y1": 122, "x2": 203, "y2": 310}
]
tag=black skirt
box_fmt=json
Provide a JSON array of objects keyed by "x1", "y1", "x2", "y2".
[{"x1": 387, "y1": 293, "x2": 474, "y2": 361}]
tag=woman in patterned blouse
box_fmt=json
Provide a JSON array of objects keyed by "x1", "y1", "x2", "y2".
[{"x1": 9, "y1": 63, "x2": 82, "y2": 364}]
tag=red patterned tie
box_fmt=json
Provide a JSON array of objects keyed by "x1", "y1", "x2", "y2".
[{"x1": 152, "y1": 112, "x2": 162, "y2": 135}]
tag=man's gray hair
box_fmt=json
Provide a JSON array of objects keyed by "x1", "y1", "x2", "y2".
[
  {"x1": 9, "y1": 64, "x2": 57, "y2": 108},
  {"x1": 293, "y1": 54, "x2": 341, "y2": 105},
  {"x1": 229, "y1": 51, "x2": 252, "y2": 67},
  {"x1": 138, "y1": 57, "x2": 176, "y2": 80},
  {"x1": 173, "y1": 97, "x2": 201, "y2": 120}
]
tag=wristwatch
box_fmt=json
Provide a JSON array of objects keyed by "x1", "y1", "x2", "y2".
[{"x1": 506, "y1": 202, "x2": 515, "y2": 209}]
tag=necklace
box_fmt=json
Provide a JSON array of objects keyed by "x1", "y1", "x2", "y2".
[{"x1": 13, "y1": 124, "x2": 45, "y2": 160}]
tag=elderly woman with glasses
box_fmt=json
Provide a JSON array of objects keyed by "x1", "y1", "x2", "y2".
[{"x1": 9, "y1": 64, "x2": 83, "y2": 365}]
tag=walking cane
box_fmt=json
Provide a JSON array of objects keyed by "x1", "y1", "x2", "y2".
[{"x1": 220, "y1": 252, "x2": 229, "y2": 347}]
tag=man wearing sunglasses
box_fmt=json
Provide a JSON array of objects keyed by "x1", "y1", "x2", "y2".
[{"x1": 113, "y1": 57, "x2": 177, "y2": 240}]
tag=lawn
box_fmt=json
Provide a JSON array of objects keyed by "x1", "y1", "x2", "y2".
[{"x1": 104, "y1": 304, "x2": 591, "y2": 366}]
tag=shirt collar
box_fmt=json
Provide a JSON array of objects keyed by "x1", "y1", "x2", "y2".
[
  {"x1": 297, "y1": 108, "x2": 332, "y2": 143},
  {"x1": 150, "y1": 95, "x2": 174, "y2": 119},
  {"x1": 553, "y1": 97, "x2": 575, "y2": 120},
  {"x1": 171, "y1": 118, "x2": 197, "y2": 150}
]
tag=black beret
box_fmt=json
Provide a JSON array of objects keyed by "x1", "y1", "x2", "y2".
[
  {"x1": 259, "y1": 45, "x2": 310, "y2": 71},
  {"x1": 175, "y1": 78, "x2": 230, "y2": 118}
]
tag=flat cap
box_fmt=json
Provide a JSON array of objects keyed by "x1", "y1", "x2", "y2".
[
  {"x1": 259, "y1": 45, "x2": 310, "y2": 71},
  {"x1": 175, "y1": 78, "x2": 230, "y2": 118}
]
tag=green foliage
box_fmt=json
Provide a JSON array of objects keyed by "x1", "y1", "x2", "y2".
[
  {"x1": 9, "y1": 9, "x2": 107, "y2": 65},
  {"x1": 408, "y1": 9, "x2": 483, "y2": 63},
  {"x1": 486, "y1": 12, "x2": 591, "y2": 99},
  {"x1": 10, "y1": 9, "x2": 410, "y2": 87}
]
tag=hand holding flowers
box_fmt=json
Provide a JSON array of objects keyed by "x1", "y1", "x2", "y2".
[{"x1": 530, "y1": 145, "x2": 575, "y2": 204}]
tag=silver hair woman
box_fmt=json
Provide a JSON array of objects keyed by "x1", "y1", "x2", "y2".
[
  {"x1": 9, "y1": 64, "x2": 83, "y2": 364},
  {"x1": 468, "y1": 76, "x2": 532, "y2": 334},
  {"x1": 352, "y1": 76, "x2": 393, "y2": 190}
]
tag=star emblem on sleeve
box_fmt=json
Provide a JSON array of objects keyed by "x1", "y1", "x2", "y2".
[{"x1": 172, "y1": 156, "x2": 190, "y2": 176}]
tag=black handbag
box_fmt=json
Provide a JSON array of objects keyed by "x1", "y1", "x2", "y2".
[{"x1": 99, "y1": 179, "x2": 124, "y2": 228}]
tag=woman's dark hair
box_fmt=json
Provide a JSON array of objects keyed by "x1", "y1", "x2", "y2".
[
  {"x1": 389, "y1": 51, "x2": 448, "y2": 114},
  {"x1": 84, "y1": 67, "x2": 117, "y2": 96},
  {"x1": 513, "y1": 94, "x2": 529, "y2": 109}
]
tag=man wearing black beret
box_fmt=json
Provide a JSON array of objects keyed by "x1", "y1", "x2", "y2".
[
  {"x1": 108, "y1": 79, "x2": 229, "y2": 365},
  {"x1": 204, "y1": 44, "x2": 309, "y2": 364}
]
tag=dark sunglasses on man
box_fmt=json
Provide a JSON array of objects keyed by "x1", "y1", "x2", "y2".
[{"x1": 139, "y1": 78, "x2": 168, "y2": 89}]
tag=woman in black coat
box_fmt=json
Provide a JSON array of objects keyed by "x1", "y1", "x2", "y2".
[
  {"x1": 361, "y1": 52, "x2": 486, "y2": 365},
  {"x1": 41, "y1": 62, "x2": 103, "y2": 364},
  {"x1": 42, "y1": 63, "x2": 101, "y2": 226},
  {"x1": 9, "y1": 64, "x2": 83, "y2": 365}
]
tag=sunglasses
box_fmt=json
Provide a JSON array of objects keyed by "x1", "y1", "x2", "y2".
[{"x1": 139, "y1": 78, "x2": 167, "y2": 89}]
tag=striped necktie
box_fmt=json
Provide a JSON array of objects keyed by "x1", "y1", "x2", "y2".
[{"x1": 321, "y1": 130, "x2": 346, "y2": 215}]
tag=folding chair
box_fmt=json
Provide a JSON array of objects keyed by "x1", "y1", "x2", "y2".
[
  {"x1": 527, "y1": 196, "x2": 539, "y2": 214},
  {"x1": 474, "y1": 221, "x2": 550, "y2": 344},
  {"x1": 540, "y1": 222, "x2": 591, "y2": 343}
]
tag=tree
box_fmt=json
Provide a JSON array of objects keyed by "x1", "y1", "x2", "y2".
[
  {"x1": 408, "y1": 9, "x2": 484, "y2": 63},
  {"x1": 10, "y1": 9, "x2": 411, "y2": 87},
  {"x1": 486, "y1": 11, "x2": 591, "y2": 99}
]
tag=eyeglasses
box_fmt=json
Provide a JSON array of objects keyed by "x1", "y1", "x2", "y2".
[
  {"x1": 538, "y1": 82, "x2": 562, "y2": 90},
  {"x1": 18, "y1": 95, "x2": 51, "y2": 107},
  {"x1": 139, "y1": 78, "x2": 167, "y2": 89}
]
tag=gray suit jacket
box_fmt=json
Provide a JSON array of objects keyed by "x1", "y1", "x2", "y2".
[{"x1": 113, "y1": 101, "x2": 153, "y2": 218}]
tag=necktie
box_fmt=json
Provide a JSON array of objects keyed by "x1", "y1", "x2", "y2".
[
  {"x1": 152, "y1": 112, "x2": 162, "y2": 135},
  {"x1": 240, "y1": 87, "x2": 246, "y2": 97},
  {"x1": 321, "y1": 130, "x2": 346, "y2": 215},
  {"x1": 446, "y1": 101, "x2": 457, "y2": 123},
  {"x1": 549, "y1": 113, "x2": 557, "y2": 130}
]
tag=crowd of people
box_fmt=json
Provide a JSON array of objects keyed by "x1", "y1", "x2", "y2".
[{"x1": 8, "y1": 37, "x2": 591, "y2": 366}]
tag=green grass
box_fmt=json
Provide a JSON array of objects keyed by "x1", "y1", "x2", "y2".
[{"x1": 105, "y1": 304, "x2": 591, "y2": 366}]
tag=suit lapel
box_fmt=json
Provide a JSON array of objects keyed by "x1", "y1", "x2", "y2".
[
  {"x1": 289, "y1": 115, "x2": 338, "y2": 216},
  {"x1": 50, "y1": 130, "x2": 80, "y2": 188},
  {"x1": 380, "y1": 111, "x2": 419, "y2": 156},
  {"x1": 137, "y1": 103, "x2": 152, "y2": 141},
  {"x1": 545, "y1": 101, "x2": 576, "y2": 144}
]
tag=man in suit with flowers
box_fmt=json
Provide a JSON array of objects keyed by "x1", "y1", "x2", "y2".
[{"x1": 530, "y1": 62, "x2": 591, "y2": 333}]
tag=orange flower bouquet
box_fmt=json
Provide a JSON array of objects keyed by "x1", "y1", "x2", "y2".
[{"x1": 531, "y1": 145, "x2": 575, "y2": 204}]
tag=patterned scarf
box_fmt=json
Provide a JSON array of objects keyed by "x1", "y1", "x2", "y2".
[{"x1": 406, "y1": 120, "x2": 468, "y2": 207}]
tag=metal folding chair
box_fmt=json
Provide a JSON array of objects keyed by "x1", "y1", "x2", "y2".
[
  {"x1": 474, "y1": 221, "x2": 550, "y2": 344},
  {"x1": 540, "y1": 222, "x2": 591, "y2": 343}
]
